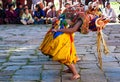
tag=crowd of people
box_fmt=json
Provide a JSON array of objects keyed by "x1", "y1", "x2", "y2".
[{"x1": 0, "y1": 0, "x2": 120, "y2": 25}]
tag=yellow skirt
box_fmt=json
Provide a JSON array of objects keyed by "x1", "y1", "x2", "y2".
[{"x1": 39, "y1": 31, "x2": 77, "y2": 65}]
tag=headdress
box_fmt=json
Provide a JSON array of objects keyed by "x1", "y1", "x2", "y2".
[{"x1": 62, "y1": 6, "x2": 90, "y2": 34}]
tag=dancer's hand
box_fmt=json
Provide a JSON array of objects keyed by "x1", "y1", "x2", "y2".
[{"x1": 52, "y1": 29, "x2": 57, "y2": 32}]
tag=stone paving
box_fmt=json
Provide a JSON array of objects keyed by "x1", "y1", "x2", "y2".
[{"x1": 0, "y1": 23, "x2": 120, "y2": 82}]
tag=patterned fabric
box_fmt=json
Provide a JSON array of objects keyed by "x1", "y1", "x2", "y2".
[
  {"x1": 89, "y1": 16, "x2": 99, "y2": 31},
  {"x1": 78, "y1": 12, "x2": 90, "y2": 34},
  {"x1": 63, "y1": 7, "x2": 90, "y2": 34},
  {"x1": 53, "y1": 17, "x2": 68, "y2": 38},
  {"x1": 39, "y1": 15, "x2": 77, "y2": 65}
]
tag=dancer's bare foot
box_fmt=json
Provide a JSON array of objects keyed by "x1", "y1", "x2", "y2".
[
  {"x1": 71, "y1": 74, "x2": 80, "y2": 80},
  {"x1": 62, "y1": 69, "x2": 72, "y2": 73}
]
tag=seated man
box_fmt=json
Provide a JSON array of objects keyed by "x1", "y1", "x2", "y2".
[
  {"x1": 102, "y1": 2, "x2": 117, "y2": 23},
  {"x1": 33, "y1": 4, "x2": 45, "y2": 24}
]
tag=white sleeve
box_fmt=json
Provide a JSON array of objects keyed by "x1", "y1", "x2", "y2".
[{"x1": 109, "y1": 8, "x2": 116, "y2": 19}]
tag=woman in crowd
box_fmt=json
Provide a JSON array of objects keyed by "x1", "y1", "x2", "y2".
[{"x1": 5, "y1": 3, "x2": 18, "y2": 24}]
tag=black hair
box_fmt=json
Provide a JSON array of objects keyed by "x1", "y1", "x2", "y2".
[
  {"x1": 106, "y1": 2, "x2": 110, "y2": 6},
  {"x1": 118, "y1": 14, "x2": 120, "y2": 18},
  {"x1": 17, "y1": 2, "x2": 22, "y2": 7},
  {"x1": 23, "y1": 8, "x2": 28, "y2": 12},
  {"x1": 35, "y1": 4, "x2": 42, "y2": 11},
  {"x1": 8, "y1": 3, "x2": 14, "y2": 10}
]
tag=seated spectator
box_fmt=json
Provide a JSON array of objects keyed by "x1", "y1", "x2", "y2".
[
  {"x1": 46, "y1": 5, "x2": 58, "y2": 18},
  {"x1": 15, "y1": 3, "x2": 23, "y2": 17},
  {"x1": 33, "y1": 4, "x2": 45, "y2": 24},
  {"x1": 118, "y1": 14, "x2": 120, "y2": 23},
  {"x1": 0, "y1": 3, "x2": 5, "y2": 24},
  {"x1": 43, "y1": 2, "x2": 53, "y2": 16},
  {"x1": 102, "y1": 2, "x2": 117, "y2": 23},
  {"x1": 46, "y1": 5, "x2": 59, "y2": 24},
  {"x1": 20, "y1": 8, "x2": 34, "y2": 25},
  {"x1": 23, "y1": 5, "x2": 33, "y2": 16},
  {"x1": 5, "y1": 3, "x2": 18, "y2": 24},
  {"x1": 15, "y1": 3, "x2": 23, "y2": 23}
]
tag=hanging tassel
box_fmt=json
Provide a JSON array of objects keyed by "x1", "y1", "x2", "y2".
[
  {"x1": 101, "y1": 31, "x2": 109, "y2": 55},
  {"x1": 97, "y1": 31, "x2": 103, "y2": 70},
  {"x1": 96, "y1": 18, "x2": 109, "y2": 70}
]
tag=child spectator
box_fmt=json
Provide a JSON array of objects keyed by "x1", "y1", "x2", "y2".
[
  {"x1": 33, "y1": 4, "x2": 45, "y2": 24},
  {"x1": 20, "y1": 8, "x2": 34, "y2": 25},
  {"x1": 0, "y1": 3, "x2": 5, "y2": 24},
  {"x1": 5, "y1": 3, "x2": 18, "y2": 24},
  {"x1": 23, "y1": 5, "x2": 33, "y2": 17}
]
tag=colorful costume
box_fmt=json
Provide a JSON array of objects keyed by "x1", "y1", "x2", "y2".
[{"x1": 39, "y1": 15, "x2": 78, "y2": 65}]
